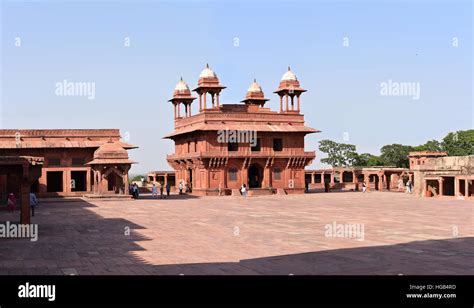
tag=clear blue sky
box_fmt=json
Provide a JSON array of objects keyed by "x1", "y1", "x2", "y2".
[{"x1": 1, "y1": 0, "x2": 472, "y2": 174}]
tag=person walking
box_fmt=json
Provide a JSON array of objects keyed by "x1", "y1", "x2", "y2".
[
  {"x1": 151, "y1": 183, "x2": 158, "y2": 199},
  {"x1": 166, "y1": 181, "x2": 171, "y2": 197},
  {"x1": 362, "y1": 181, "x2": 367, "y2": 193},
  {"x1": 179, "y1": 181, "x2": 183, "y2": 195},
  {"x1": 135, "y1": 183, "x2": 140, "y2": 198},
  {"x1": 7, "y1": 193, "x2": 16, "y2": 212},
  {"x1": 406, "y1": 179, "x2": 412, "y2": 194},
  {"x1": 29, "y1": 192, "x2": 38, "y2": 217},
  {"x1": 240, "y1": 184, "x2": 247, "y2": 198},
  {"x1": 159, "y1": 182, "x2": 164, "y2": 199}
]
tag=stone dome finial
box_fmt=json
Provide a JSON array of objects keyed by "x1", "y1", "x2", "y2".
[{"x1": 281, "y1": 66, "x2": 297, "y2": 81}]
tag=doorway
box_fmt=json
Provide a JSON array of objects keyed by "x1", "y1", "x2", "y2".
[
  {"x1": 442, "y1": 177, "x2": 455, "y2": 196},
  {"x1": 47, "y1": 171, "x2": 63, "y2": 192},
  {"x1": 248, "y1": 164, "x2": 263, "y2": 188},
  {"x1": 71, "y1": 171, "x2": 87, "y2": 192}
]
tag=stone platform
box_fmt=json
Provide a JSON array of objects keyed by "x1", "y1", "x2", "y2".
[{"x1": 0, "y1": 192, "x2": 472, "y2": 275}]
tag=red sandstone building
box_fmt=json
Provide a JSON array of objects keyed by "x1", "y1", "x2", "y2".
[
  {"x1": 306, "y1": 167, "x2": 413, "y2": 192},
  {"x1": 0, "y1": 129, "x2": 137, "y2": 201},
  {"x1": 165, "y1": 65, "x2": 318, "y2": 195},
  {"x1": 409, "y1": 151, "x2": 473, "y2": 198}
]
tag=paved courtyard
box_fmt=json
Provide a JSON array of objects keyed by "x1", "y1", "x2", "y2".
[{"x1": 0, "y1": 192, "x2": 473, "y2": 275}]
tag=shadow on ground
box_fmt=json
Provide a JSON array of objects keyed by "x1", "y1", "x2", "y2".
[{"x1": 0, "y1": 198, "x2": 472, "y2": 275}]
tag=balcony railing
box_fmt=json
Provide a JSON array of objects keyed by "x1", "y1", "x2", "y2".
[{"x1": 167, "y1": 149, "x2": 316, "y2": 160}]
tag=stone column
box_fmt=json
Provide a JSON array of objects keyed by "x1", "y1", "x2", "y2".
[
  {"x1": 124, "y1": 172, "x2": 129, "y2": 195},
  {"x1": 174, "y1": 104, "x2": 177, "y2": 119},
  {"x1": 454, "y1": 177, "x2": 459, "y2": 197},
  {"x1": 464, "y1": 178, "x2": 468, "y2": 197},
  {"x1": 438, "y1": 178, "x2": 443, "y2": 196},
  {"x1": 199, "y1": 94, "x2": 202, "y2": 111},
  {"x1": 263, "y1": 167, "x2": 270, "y2": 188},
  {"x1": 164, "y1": 173, "x2": 168, "y2": 187},
  {"x1": 285, "y1": 94, "x2": 289, "y2": 111},
  {"x1": 20, "y1": 181, "x2": 30, "y2": 224},
  {"x1": 64, "y1": 170, "x2": 69, "y2": 194},
  {"x1": 311, "y1": 172, "x2": 315, "y2": 184},
  {"x1": 297, "y1": 95, "x2": 300, "y2": 112},
  {"x1": 203, "y1": 92, "x2": 207, "y2": 109},
  {"x1": 217, "y1": 93, "x2": 220, "y2": 107},
  {"x1": 352, "y1": 172, "x2": 357, "y2": 183},
  {"x1": 280, "y1": 96, "x2": 283, "y2": 112},
  {"x1": 378, "y1": 173, "x2": 384, "y2": 191},
  {"x1": 330, "y1": 172, "x2": 335, "y2": 185},
  {"x1": 242, "y1": 168, "x2": 248, "y2": 187},
  {"x1": 86, "y1": 169, "x2": 91, "y2": 192}
]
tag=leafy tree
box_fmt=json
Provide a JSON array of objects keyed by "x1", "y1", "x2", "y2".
[
  {"x1": 354, "y1": 153, "x2": 384, "y2": 166},
  {"x1": 380, "y1": 144, "x2": 413, "y2": 168},
  {"x1": 413, "y1": 139, "x2": 442, "y2": 152},
  {"x1": 318, "y1": 139, "x2": 358, "y2": 167},
  {"x1": 441, "y1": 130, "x2": 474, "y2": 156}
]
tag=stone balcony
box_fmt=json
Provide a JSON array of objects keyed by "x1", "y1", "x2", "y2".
[{"x1": 167, "y1": 149, "x2": 316, "y2": 161}]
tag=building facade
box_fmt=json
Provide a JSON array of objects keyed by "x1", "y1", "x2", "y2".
[
  {"x1": 165, "y1": 65, "x2": 318, "y2": 195},
  {"x1": 0, "y1": 129, "x2": 137, "y2": 198},
  {"x1": 306, "y1": 167, "x2": 413, "y2": 192},
  {"x1": 409, "y1": 152, "x2": 474, "y2": 198}
]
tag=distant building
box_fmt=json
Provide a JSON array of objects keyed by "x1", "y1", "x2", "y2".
[
  {"x1": 146, "y1": 171, "x2": 176, "y2": 188},
  {"x1": 0, "y1": 129, "x2": 137, "y2": 199},
  {"x1": 306, "y1": 167, "x2": 413, "y2": 192},
  {"x1": 409, "y1": 152, "x2": 473, "y2": 198},
  {"x1": 165, "y1": 65, "x2": 319, "y2": 195}
]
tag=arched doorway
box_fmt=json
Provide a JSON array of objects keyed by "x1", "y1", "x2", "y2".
[
  {"x1": 248, "y1": 164, "x2": 263, "y2": 188},
  {"x1": 107, "y1": 172, "x2": 124, "y2": 194}
]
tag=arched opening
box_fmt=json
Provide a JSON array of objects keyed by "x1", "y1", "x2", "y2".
[
  {"x1": 248, "y1": 164, "x2": 263, "y2": 188},
  {"x1": 187, "y1": 168, "x2": 193, "y2": 192},
  {"x1": 107, "y1": 172, "x2": 123, "y2": 194}
]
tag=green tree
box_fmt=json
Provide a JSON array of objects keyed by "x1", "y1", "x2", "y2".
[
  {"x1": 413, "y1": 139, "x2": 442, "y2": 152},
  {"x1": 354, "y1": 153, "x2": 384, "y2": 166},
  {"x1": 380, "y1": 144, "x2": 413, "y2": 168},
  {"x1": 441, "y1": 130, "x2": 474, "y2": 156},
  {"x1": 318, "y1": 139, "x2": 358, "y2": 167}
]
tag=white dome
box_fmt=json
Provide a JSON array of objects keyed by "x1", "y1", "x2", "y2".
[
  {"x1": 281, "y1": 66, "x2": 297, "y2": 81},
  {"x1": 247, "y1": 79, "x2": 263, "y2": 93},
  {"x1": 174, "y1": 78, "x2": 190, "y2": 91},
  {"x1": 199, "y1": 64, "x2": 217, "y2": 78}
]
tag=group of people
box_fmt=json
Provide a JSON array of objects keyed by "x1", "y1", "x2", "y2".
[
  {"x1": 151, "y1": 182, "x2": 171, "y2": 199},
  {"x1": 130, "y1": 183, "x2": 140, "y2": 199},
  {"x1": 5, "y1": 192, "x2": 38, "y2": 216},
  {"x1": 178, "y1": 180, "x2": 192, "y2": 195}
]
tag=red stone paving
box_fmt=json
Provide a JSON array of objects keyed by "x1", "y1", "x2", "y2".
[{"x1": 0, "y1": 192, "x2": 473, "y2": 275}]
